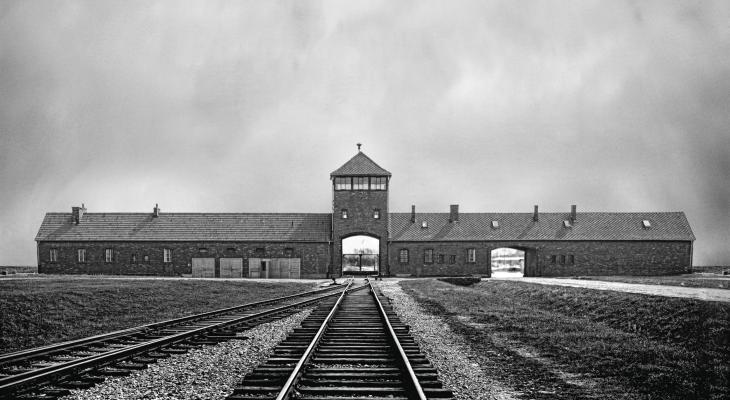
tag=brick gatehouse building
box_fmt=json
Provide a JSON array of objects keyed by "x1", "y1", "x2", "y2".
[{"x1": 36, "y1": 150, "x2": 695, "y2": 278}]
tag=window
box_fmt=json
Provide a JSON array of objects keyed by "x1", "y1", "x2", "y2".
[
  {"x1": 568, "y1": 254, "x2": 575, "y2": 265},
  {"x1": 49, "y1": 249, "x2": 58, "y2": 262},
  {"x1": 199, "y1": 248, "x2": 208, "y2": 254},
  {"x1": 77, "y1": 249, "x2": 86, "y2": 263},
  {"x1": 467, "y1": 248, "x2": 476, "y2": 263},
  {"x1": 399, "y1": 249, "x2": 409, "y2": 264},
  {"x1": 438, "y1": 254, "x2": 445, "y2": 264},
  {"x1": 285, "y1": 248, "x2": 294, "y2": 257},
  {"x1": 373, "y1": 209, "x2": 380, "y2": 219},
  {"x1": 341, "y1": 209, "x2": 348, "y2": 219},
  {"x1": 491, "y1": 220, "x2": 500, "y2": 229},
  {"x1": 163, "y1": 248, "x2": 172, "y2": 263},
  {"x1": 550, "y1": 255, "x2": 557, "y2": 264},
  {"x1": 334, "y1": 177, "x2": 351, "y2": 191},
  {"x1": 642, "y1": 220, "x2": 651, "y2": 229},
  {"x1": 370, "y1": 177, "x2": 387, "y2": 190},
  {"x1": 424, "y1": 249, "x2": 434, "y2": 264},
  {"x1": 105, "y1": 248, "x2": 113, "y2": 263},
  {"x1": 421, "y1": 221, "x2": 428, "y2": 229},
  {"x1": 131, "y1": 254, "x2": 137, "y2": 263},
  {"x1": 449, "y1": 255, "x2": 456, "y2": 264},
  {"x1": 143, "y1": 255, "x2": 150, "y2": 263},
  {"x1": 560, "y1": 255, "x2": 566, "y2": 265},
  {"x1": 353, "y1": 177, "x2": 368, "y2": 190},
  {"x1": 563, "y1": 220, "x2": 572, "y2": 228}
]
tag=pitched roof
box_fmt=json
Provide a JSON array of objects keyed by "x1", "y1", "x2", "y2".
[
  {"x1": 35, "y1": 213, "x2": 332, "y2": 242},
  {"x1": 390, "y1": 212, "x2": 695, "y2": 241},
  {"x1": 330, "y1": 152, "x2": 391, "y2": 177}
]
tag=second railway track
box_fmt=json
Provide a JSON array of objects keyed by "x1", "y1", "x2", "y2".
[{"x1": 0, "y1": 282, "x2": 360, "y2": 400}]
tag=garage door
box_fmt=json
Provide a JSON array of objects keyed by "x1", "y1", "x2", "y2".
[
  {"x1": 248, "y1": 258, "x2": 261, "y2": 278},
  {"x1": 271, "y1": 258, "x2": 301, "y2": 279},
  {"x1": 192, "y1": 258, "x2": 215, "y2": 278},
  {"x1": 220, "y1": 258, "x2": 243, "y2": 278}
]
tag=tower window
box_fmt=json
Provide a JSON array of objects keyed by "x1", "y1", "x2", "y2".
[
  {"x1": 353, "y1": 177, "x2": 368, "y2": 190},
  {"x1": 373, "y1": 209, "x2": 380, "y2": 219},
  {"x1": 370, "y1": 177, "x2": 387, "y2": 190},
  {"x1": 105, "y1": 248, "x2": 114, "y2": 263},
  {"x1": 334, "y1": 177, "x2": 352, "y2": 190},
  {"x1": 399, "y1": 249, "x2": 409, "y2": 264},
  {"x1": 341, "y1": 209, "x2": 348, "y2": 219},
  {"x1": 163, "y1": 248, "x2": 172, "y2": 263}
]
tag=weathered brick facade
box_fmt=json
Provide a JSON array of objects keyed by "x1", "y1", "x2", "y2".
[
  {"x1": 36, "y1": 150, "x2": 695, "y2": 278},
  {"x1": 389, "y1": 240, "x2": 692, "y2": 277},
  {"x1": 38, "y1": 241, "x2": 330, "y2": 278}
]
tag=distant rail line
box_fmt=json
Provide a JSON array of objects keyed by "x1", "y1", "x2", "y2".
[
  {"x1": 227, "y1": 279, "x2": 453, "y2": 400},
  {"x1": 0, "y1": 283, "x2": 354, "y2": 399}
]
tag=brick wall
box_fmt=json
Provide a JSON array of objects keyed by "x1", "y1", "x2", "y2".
[
  {"x1": 37, "y1": 241, "x2": 331, "y2": 278},
  {"x1": 332, "y1": 189, "x2": 389, "y2": 275},
  {"x1": 388, "y1": 240, "x2": 692, "y2": 277}
]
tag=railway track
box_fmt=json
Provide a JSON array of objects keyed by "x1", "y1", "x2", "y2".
[
  {"x1": 228, "y1": 279, "x2": 453, "y2": 400},
  {"x1": 0, "y1": 282, "x2": 361, "y2": 400}
]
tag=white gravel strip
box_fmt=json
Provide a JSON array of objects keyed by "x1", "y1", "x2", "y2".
[
  {"x1": 376, "y1": 279, "x2": 518, "y2": 400},
  {"x1": 60, "y1": 309, "x2": 311, "y2": 400},
  {"x1": 495, "y1": 277, "x2": 730, "y2": 302}
]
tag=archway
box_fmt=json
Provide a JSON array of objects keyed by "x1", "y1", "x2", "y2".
[
  {"x1": 342, "y1": 235, "x2": 379, "y2": 273},
  {"x1": 491, "y1": 248, "x2": 525, "y2": 277}
]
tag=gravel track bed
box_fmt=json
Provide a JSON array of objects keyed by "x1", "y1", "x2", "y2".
[
  {"x1": 377, "y1": 280, "x2": 517, "y2": 400},
  {"x1": 60, "y1": 309, "x2": 311, "y2": 400}
]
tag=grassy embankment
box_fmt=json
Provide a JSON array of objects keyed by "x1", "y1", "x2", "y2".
[
  {"x1": 0, "y1": 277, "x2": 317, "y2": 353},
  {"x1": 570, "y1": 274, "x2": 729, "y2": 290},
  {"x1": 400, "y1": 279, "x2": 729, "y2": 400}
]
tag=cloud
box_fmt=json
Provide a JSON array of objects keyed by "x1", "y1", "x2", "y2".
[{"x1": 0, "y1": 0, "x2": 728, "y2": 265}]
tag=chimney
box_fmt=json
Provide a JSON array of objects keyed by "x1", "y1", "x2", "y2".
[
  {"x1": 571, "y1": 204, "x2": 577, "y2": 223},
  {"x1": 72, "y1": 203, "x2": 86, "y2": 224},
  {"x1": 411, "y1": 205, "x2": 416, "y2": 223},
  {"x1": 533, "y1": 205, "x2": 539, "y2": 222},
  {"x1": 449, "y1": 204, "x2": 459, "y2": 223},
  {"x1": 153, "y1": 203, "x2": 160, "y2": 218}
]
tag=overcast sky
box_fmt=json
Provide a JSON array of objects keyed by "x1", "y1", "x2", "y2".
[{"x1": 1, "y1": 0, "x2": 728, "y2": 266}]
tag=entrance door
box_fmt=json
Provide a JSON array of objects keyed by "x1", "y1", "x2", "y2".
[
  {"x1": 192, "y1": 258, "x2": 215, "y2": 278},
  {"x1": 220, "y1": 258, "x2": 243, "y2": 278}
]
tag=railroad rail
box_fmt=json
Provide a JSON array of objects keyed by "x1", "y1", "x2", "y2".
[
  {"x1": 0, "y1": 282, "x2": 363, "y2": 399},
  {"x1": 228, "y1": 279, "x2": 453, "y2": 400}
]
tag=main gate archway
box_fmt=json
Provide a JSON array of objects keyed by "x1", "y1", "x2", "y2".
[{"x1": 342, "y1": 235, "x2": 379, "y2": 273}]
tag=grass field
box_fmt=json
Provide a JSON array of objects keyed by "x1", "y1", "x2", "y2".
[
  {"x1": 570, "y1": 274, "x2": 730, "y2": 290},
  {"x1": 400, "y1": 279, "x2": 729, "y2": 400},
  {"x1": 0, "y1": 276, "x2": 319, "y2": 353}
]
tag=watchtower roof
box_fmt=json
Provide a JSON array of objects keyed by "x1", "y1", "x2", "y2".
[{"x1": 330, "y1": 151, "x2": 391, "y2": 177}]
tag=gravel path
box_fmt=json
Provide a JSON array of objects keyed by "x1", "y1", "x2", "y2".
[
  {"x1": 376, "y1": 280, "x2": 517, "y2": 400},
  {"x1": 60, "y1": 309, "x2": 311, "y2": 400},
  {"x1": 494, "y1": 277, "x2": 730, "y2": 302}
]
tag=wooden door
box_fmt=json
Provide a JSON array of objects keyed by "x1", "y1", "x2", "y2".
[
  {"x1": 248, "y1": 258, "x2": 261, "y2": 278},
  {"x1": 192, "y1": 258, "x2": 215, "y2": 278},
  {"x1": 220, "y1": 258, "x2": 243, "y2": 278}
]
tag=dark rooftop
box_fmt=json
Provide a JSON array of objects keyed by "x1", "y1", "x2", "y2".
[{"x1": 330, "y1": 151, "x2": 391, "y2": 177}]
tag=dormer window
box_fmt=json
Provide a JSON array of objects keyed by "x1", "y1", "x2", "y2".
[
  {"x1": 341, "y1": 209, "x2": 348, "y2": 219},
  {"x1": 421, "y1": 221, "x2": 428, "y2": 229},
  {"x1": 563, "y1": 220, "x2": 572, "y2": 228},
  {"x1": 491, "y1": 220, "x2": 499, "y2": 229},
  {"x1": 642, "y1": 220, "x2": 651, "y2": 229}
]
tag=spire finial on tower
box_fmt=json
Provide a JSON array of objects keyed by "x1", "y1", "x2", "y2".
[{"x1": 357, "y1": 143, "x2": 362, "y2": 151}]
